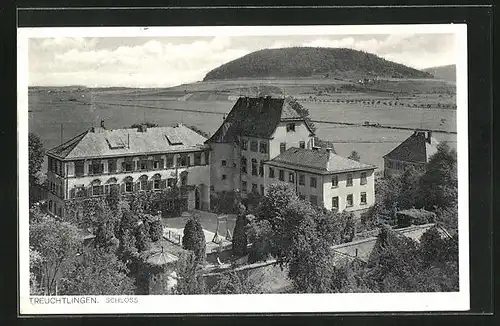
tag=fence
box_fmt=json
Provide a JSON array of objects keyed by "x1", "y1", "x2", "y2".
[{"x1": 163, "y1": 230, "x2": 182, "y2": 246}]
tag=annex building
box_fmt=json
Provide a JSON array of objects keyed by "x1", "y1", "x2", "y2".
[
  {"x1": 383, "y1": 130, "x2": 439, "y2": 177},
  {"x1": 206, "y1": 96, "x2": 377, "y2": 213},
  {"x1": 45, "y1": 122, "x2": 211, "y2": 218}
]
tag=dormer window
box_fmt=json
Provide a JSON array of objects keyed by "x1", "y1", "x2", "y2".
[{"x1": 286, "y1": 123, "x2": 296, "y2": 132}]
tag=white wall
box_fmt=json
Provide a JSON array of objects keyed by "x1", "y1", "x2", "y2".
[
  {"x1": 269, "y1": 121, "x2": 314, "y2": 159},
  {"x1": 322, "y1": 169, "x2": 375, "y2": 212}
]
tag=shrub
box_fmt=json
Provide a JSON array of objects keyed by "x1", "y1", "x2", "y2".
[
  {"x1": 182, "y1": 217, "x2": 206, "y2": 261},
  {"x1": 396, "y1": 208, "x2": 436, "y2": 228}
]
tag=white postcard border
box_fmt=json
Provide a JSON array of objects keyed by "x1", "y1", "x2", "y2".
[{"x1": 18, "y1": 23, "x2": 469, "y2": 314}]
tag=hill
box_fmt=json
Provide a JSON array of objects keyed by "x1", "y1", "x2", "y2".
[
  {"x1": 423, "y1": 64, "x2": 456, "y2": 82},
  {"x1": 203, "y1": 47, "x2": 433, "y2": 81}
]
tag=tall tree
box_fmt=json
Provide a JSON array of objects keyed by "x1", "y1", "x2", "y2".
[
  {"x1": 348, "y1": 150, "x2": 361, "y2": 162},
  {"x1": 29, "y1": 216, "x2": 83, "y2": 295},
  {"x1": 174, "y1": 251, "x2": 205, "y2": 294},
  {"x1": 419, "y1": 142, "x2": 458, "y2": 210},
  {"x1": 232, "y1": 210, "x2": 249, "y2": 257},
  {"x1": 59, "y1": 246, "x2": 135, "y2": 295},
  {"x1": 397, "y1": 166, "x2": 423, "y2": 209},
  {"x1": 28, "y1": 132, "x2": 44, "y2": 185},
  {"x1": 182, "y1": 216, "x2": 206, "y2": 262}
]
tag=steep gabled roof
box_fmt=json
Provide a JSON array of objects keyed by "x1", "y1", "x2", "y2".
[
  {"x1": 46, "y1": 124, "x2": 207, "y2": 160},
  {"x1": 206, "y1": 97, "x2": 310, "y2": 143},
  {"x1": 266, "y1": 147, "x2": 376, "y2": 174},
  {"x1": 383, "y1": 131, "x2": 439, "y2": 163}
]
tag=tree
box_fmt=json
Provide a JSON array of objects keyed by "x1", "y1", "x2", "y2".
[
  {"x1": 149, "y1": 218, "x2": 163, "y2": 242},
  {"x1": 182, "y1": 216, "x2": 206, "y2": 262},
  {"x1": 232, "y1": 209, "x2": 249, "y2": 257},
  {"x1": 59, "y1": 246, "x2": 135, "y2": 295},
  {"x1": 29, "y1": 247, "x2": 44, "y2": 295},
  {"x1": 29, "y1": 217, "x2": 83, "y2": 295},
  {"x1": 419, "y1": 142, "x2": 458, "y2": 210},
  {"x1": 397, "y1": 166, "x2": 423, "y2": 209},
  {"x1": 28, "y1": 133, "x2": 44, "y2": 185},
  {"x1": 135, "y1": 223, "x2": 151, "y2": 252},
  {"x1": 348, "y1": 150, "x2": 361, "y2": 162},
  {"x1": 174, "y1": 251, "x2": 205, "y2": 294}
]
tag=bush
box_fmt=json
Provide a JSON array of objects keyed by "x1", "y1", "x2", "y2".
[
  {"x1": 135, "y1": 224, "x2": 151, "y2": 252},
  {"x1": 210, "y1": 191, "x2": 238, "y2": 214}
]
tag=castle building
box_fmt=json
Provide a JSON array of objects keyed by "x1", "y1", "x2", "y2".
[
  {"x1": 383, "y1": 130, "x2": 439, "y2": 177},
  {"x1": 264, "y1": 147, "x2": 376, "y2": 213},
  {"x1": 205, "y1": 96, "x2": 315, "y2": 196},
  {"x1": 45, "y1": 123, "x2": 210, "y2": 218}
]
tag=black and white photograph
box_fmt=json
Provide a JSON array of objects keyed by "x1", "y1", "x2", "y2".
[{"x1": 18, "y1": 24, "x2": 469, "y2": 314}]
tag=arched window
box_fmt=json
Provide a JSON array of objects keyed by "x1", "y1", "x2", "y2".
[
  {"x1": 105, "y1": 177, "x2": 118, "y2": 194},
  {"x1": 123, "y1": 176, "x2": 134, "y2": 193},
  {"x1": 152, "y1": 173, "x2": 162, "y2": 190},
  {"x1": 91, "y1": 179, "x2": 103, "y2": 196},
  {"x1": 139, "y1": 175, "x2": 149, "y2": 191}
]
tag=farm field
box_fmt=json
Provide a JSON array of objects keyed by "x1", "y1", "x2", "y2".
[{"x1": 28, "y1": 77, "x2": 457, "y2": 172}]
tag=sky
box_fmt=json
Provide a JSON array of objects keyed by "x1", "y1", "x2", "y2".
[{"x1": 28, "y1": 33, "x2": 456, "y2": 88}]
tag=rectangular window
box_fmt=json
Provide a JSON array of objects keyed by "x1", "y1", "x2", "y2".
[
  {"x1": 241, "y1": 140, "x2": 248, "y2": 150},
  {"x1": 179, "y1": 154, "x2": 188, "y2": 167},
  {"x1": 242, "y1": 181, "x2": 247, "y2": 193},
  {"x1": 360, "y1": 172, "x2": 367, "y2": 185},
  {"x1": 299, "y1": 141, "x2": 305, "y2": 149},
  {"x1": 140, "y1": 180, "x2": 148, "y2": 191},
  {"x1": 347, "y1": 174, "x2": 353, "y2": 187},
  {"x1": 75, "y1": 161, "x2": 85, "y2": 176},
  {"x1": 269, "y1": 167, "x2": 275, "y2": 178},
  {"x1": 332, "y1": 196, "x2": 339, "y2": 211},
  {"x1": 361, "y1": 192, "x2": 367, "y2": 205},
  {"x1": 221, "y1": 160, "x2": 227, "y2": 167},
  {"x1": 299, "y1": 174, "x2": 305, "y2": 185},
  {"x1": 259, "y1": 161, "x2": 264, "y2": 177},
  {"x1": 252, "y1": 183, "x2": 257, "y2": 193},
  {"x1": 310, "y1": 177, "x2": 317, "y2": 188},
  {"x1": 250, "y1": 140, "x2": 258, "y2": 152},
  {"x1": 222, "y1": 174, "x2": 227, "y2": 180},
  {"x1": 194, "y1": 153, "x2": 202, "y2": 165},
  {"x1": 251, "y1": 159, "x2": 258, "y2": 176},
  {"x1": 108, "y1": 159, "x2": 117, "y2": 173},
  {"x1": 153, "y1": 160, "x2": 160, "y2": 169},
  {"x1": 140, "y1": 160, "x2": 148, "y2": 170},
  {"x1": 154, "y1": 179, "x2": 161, "y2": 190},
  {"x1": 260, "y1": 185, "x2": 265, "y2": 195},
  {"x1": 289, "y1": 172, "x2": 295, "y2": 183},
  {"x1": 125, "y1": 182, "x2": 133, "y2": 193},
  {"x1": 259, "y1": 142, "x2": 268, "y2": 154},
  {"x1": 89, "y1": 162, "x2": 104, "y2": 175},
  {"x1": 280, "y1": 142, "x2": 286, "y2": 153},
  {"x1": 286, "y1": 123, "x2": 296, "y2": 132},
  {"x1": 279, "y1": 170, "x2": 284, "y2": 181},
  {"x1": 166, "y1": 155, "x2": 174, "y2": 168},
  {"x1": 331, "y1": 175, "x2": 338, "y2": 188},
  {"x1": 347, "y1": 194, "x2": 353, "y2": 207},
  {"x1": 310, "y1": 195, "x2": 318, "y2": 206}
]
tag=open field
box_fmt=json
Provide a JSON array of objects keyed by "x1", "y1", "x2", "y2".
[{"x1": 28, "y1": 77, "x2": 457, "y2": 172}]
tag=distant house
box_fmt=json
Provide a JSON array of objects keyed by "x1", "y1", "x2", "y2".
[
  {"x1": 45, "y1": 122, "x2": 211, "y2": 218},
  {"x1": 205, "y1": 96, "x2": 315, "y2": 195},
  {"x1": 383, "y1": 130, "x2": 439, "y2": 177},
  {"x1": 264, "y1": 147, "x2": 376, "y2": 214}
]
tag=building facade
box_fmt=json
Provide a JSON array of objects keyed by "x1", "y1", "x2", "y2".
[
  {"x1": 264, "y1": 147, "x2": 376, "y2": 214},
  {"x1": 383, "y1": 130, "x2": 439, "y2": 177},
  {"x1": 45, "y1": 123, "x2": 211, "y2": 218},
  {"x1": 206, "y1": 96, "x2": 315, "y2": 196}
]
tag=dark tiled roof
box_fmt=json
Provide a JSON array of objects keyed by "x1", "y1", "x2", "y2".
[
  {"x1": 46, "y1": 124, "x2": 207, "y2": 160},
  {"x1": 383, "y1": 131, "x2": 439, "y2": 163},
  {"x1": 206, "y1": 97, "x2": 308, "y2": 143},
  {"x1": 267, "y1": 147, "x2": 376, "y2": 174}
]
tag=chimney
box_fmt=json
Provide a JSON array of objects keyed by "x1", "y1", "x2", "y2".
[{"x1": 426, "y1": 131, "x2": 432, "y2": 144}]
